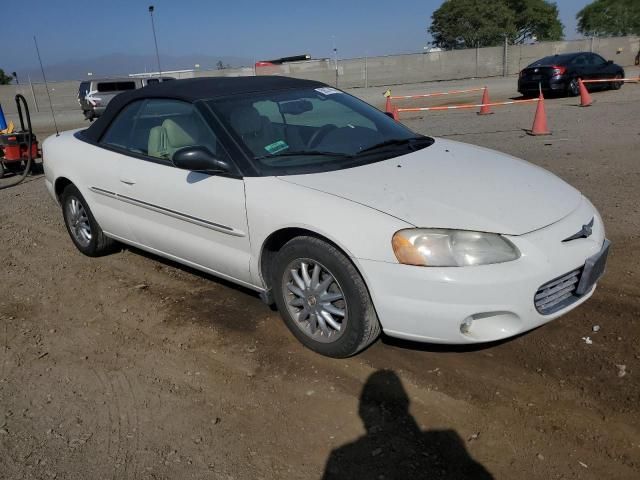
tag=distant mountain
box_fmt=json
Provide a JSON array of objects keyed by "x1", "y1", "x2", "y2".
[{"x1": 17, "y1": 53, "x2": 252, "y2": 82}]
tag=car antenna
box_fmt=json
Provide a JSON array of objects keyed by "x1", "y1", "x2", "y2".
[{"x1": 33, "y1": 35, "x2": 59, "y2": 136}]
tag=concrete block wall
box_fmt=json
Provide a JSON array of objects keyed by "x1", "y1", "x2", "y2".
[
  {"x1": 256, "y1": 36, "x2": 639, "y2": 89},
  {"x1": 1, "y1": 81, "x2": 79, "y2": 115},
  {"x1": 1, "y1": 36, "x2": 638, "y2": 116}
]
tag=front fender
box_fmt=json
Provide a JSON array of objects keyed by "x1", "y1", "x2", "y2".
[{"x1": 244, "y1": 177, "x2": 411, "y2": 287}]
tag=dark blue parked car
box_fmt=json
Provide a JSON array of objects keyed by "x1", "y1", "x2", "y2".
[{"x1": 518, "y1": 52, "x2": 624, "y2": 97}]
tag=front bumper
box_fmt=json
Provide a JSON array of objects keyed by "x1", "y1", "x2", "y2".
[
  {"x1": 359, "y1": 197, "x2": 606, "y2": 344},
  {"x1": 44, "y1": 178, "x2": 57, "y2": 204}
]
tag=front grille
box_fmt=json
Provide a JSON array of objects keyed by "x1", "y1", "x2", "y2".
[{"x1": 535, "y1": 268, "x2": 583, "y2": 315}]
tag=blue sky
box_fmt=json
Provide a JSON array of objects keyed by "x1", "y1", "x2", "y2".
[{"x1": 4, "y1": 0, "x2": 592, "y2": 69}]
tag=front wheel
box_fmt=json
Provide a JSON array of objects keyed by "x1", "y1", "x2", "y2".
[
  {"x1": 611, "y1": 73, "x2": 623, "y2": 90},
  {"x1": 272, "y1": 236, "x2": 381, "y2": 358},
  {"x1": 61, "y1": 184, "x2": 116, "y2": 257}
]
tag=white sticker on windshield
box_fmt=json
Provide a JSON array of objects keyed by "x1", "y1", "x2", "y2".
[{"x1": 315, "y1": 87, "x2": 342, "y2": 96}]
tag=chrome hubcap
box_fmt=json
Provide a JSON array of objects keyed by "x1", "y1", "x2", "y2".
[
  {"x1": 283, "y1": 259, "x2": 347, "y2": 343},
  {"x1": 66, "y1": 197, "x2": 92, "y2": 247},
  {"x1": 570, "y1": 80, "x2": 579, "y2": 94}
]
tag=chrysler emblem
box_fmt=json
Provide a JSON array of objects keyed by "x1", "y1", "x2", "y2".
[{"x1": 562, "y1": 218, "x2": 594, "y2": 242}]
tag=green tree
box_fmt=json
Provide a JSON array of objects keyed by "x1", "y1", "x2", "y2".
[
  {"x1": 0, "y1": 68, "x2": 13, "y2": 85},
  {"x1": 507, "y1": 0, "x2": 564, "y2": 43},
  {"x1": 577, "y1": 0, "x2": 640, "y2": 37},
  {"x1": 429, "y1": 0, "x2": 564, "y2": 49}
]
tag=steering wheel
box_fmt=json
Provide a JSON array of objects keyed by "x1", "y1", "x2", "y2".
[{"x1": 307, "y1": 124, "x2": 338, "y2": 149}]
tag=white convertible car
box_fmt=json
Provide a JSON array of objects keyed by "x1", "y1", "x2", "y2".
[{"x1": 43, "y1": 77, "x2": 609, "y2": 357}]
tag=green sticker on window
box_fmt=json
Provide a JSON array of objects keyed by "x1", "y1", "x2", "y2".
[{"x1": 264, "y1": 140, "x2": 289, "y2": 154}]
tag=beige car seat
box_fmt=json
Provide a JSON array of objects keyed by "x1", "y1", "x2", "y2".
[
  {"x1": 229, "y1": 105, "x2": 307, "y2": 155},
  {"x1": 148, "y1": 117, "x2": 201, "y2": 159},
  {"x1": 229, "y1": 105, "x2": 276, "y2": 155}
]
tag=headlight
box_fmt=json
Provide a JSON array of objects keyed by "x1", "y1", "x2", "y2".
[{"x1": 392, "y1": 229, "x2": 520, "y2": 267}]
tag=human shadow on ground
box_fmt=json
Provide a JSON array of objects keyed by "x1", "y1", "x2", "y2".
[{"x1": 322, "y1": 369, "x2": 493, "y2": 480}]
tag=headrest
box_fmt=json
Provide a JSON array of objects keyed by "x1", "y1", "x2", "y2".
[
  {"x1": 162, "y1": 117, "x2": 199, "y2": 148},
  {"x1": 229, "y1": 105, "x2": 263, "y2": 136}
]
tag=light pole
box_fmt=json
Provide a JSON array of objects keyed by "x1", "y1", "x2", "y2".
[
  {"x1": 148, "y1": 5, "x2": 162, "y2": 76},
  {"x1": 332, "y1": 36, "x2": 338, "y2": 88}
]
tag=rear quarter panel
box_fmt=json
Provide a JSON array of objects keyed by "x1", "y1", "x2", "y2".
[{"x1": 43, "y1": 131, "x2": 132, "y2": 238}]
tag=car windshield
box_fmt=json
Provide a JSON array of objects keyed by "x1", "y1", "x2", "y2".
[{"x1": 206, "y1": 87, "x2": 432, "y2": 176}]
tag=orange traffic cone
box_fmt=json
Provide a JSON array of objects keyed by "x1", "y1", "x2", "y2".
[
  {"x1": 578, "y1": 78, "x2": 592, "y2": 107},
  {"x1": 477, "y1": 87, "x2": 493, "y2": 115},
  {"x1": 528, "y1": 93, "x2": 551, "y2": 136},
  {"x1": 385, "y1": 96, "x2": 393, "y2": 114},
  {"x1": 392, "y1": 107, "x2": 400, "y2": 121}
]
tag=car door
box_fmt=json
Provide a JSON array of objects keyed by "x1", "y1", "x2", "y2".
[
  {"x1": 588, "y1": 53, "x2": 612, "y2": 80},
  {"x1": 99, "y1": 98, "x2": 254, "y2": 287},
  {"x1": 86, "y1": 100, "x2": 146, "y2": 241},
  {"x1": 571, "y1": 54, "x2": 590, "y2": 79}
]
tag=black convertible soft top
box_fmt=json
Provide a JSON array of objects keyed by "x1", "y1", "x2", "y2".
[{"x1": 82, "y1": 76, "x2": 325, "y2": 142}]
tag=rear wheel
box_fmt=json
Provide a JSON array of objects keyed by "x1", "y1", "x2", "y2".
[
  {"x1": 567, "y1": 78, "x2": 580, "y2": 97},
  {"x1": 272, "y1": 236, "x2": 381, "y2": 358},
  {"x1": 61, "y1": 184, "x2": 116, "y2": 257}
]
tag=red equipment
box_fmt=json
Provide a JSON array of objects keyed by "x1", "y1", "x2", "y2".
[
  {"x1": 0, "y1": 94, "x2": 40, "y2": 180},
  {"x1": 2, "y1": 133, "x2": 39, "y2": 162}
]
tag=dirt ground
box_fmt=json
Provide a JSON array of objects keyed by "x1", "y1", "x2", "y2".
[{"x1": 1, "y1": 76, "x2": 639, "y2": 480}]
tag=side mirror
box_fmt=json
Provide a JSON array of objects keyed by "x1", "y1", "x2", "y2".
[{"x1": 172, "y1": 146, "x2": 231, "y2": 174}]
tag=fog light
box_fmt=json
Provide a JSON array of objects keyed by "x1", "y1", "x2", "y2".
[{"x1": 460, "y1": 318, "x2": 473, "y2": 334}]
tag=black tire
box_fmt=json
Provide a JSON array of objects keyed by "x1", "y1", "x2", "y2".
[
  {"x1": 61, "y1": 184, "x2": 116, "y2": 257},
  {"x1": 611, "y1": 73, "x2": 623, "y2": 90},
  {"x1": 30, "y1": 160, "x2": 43, "y2": 175},
  {"x1": 567, "y1": 78, "x2": 580, "y2": 97},
  {"x1": 5, "y1": 162, "x2": 22, "y2": 173},
  {"x1": 0, "y1": 162, "x2": 5, "y2": 179},
  {"x1": 271, "y1": 236, "x2": 381, "y2": 358}
]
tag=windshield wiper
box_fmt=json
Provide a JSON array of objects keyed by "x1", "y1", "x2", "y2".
[
  {"x1": 357, "y1": 136, "x2": 431, "y2": 154},
  {"x1": 254, "y1": 150, "x2": 353, "y2": 161}
]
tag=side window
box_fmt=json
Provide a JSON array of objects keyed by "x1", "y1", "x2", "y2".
[
  {"x1": 589, "y1": 54, "x2": 606, "y2": 66},
  {"x1": 97, "y1": 81, "x2": 137, "y2": 93},
  {"x1": 101, "y1": 100, "x2": 144, "y2": 150},
  {"x1": 101, "y1": 99, "x2": 230, "y2": 163},
  {"x1": 572, "y1": 55, "x2": 586, "y2": 66}
]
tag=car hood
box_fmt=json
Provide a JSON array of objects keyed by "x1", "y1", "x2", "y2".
[{"x1": 277, "y1": 138, "x2": 582, "y2": 236}]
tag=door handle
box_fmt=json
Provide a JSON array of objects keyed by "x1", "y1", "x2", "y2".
[{"x1": 120, "y1": 178, "x2": 136, "y2": 186}]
